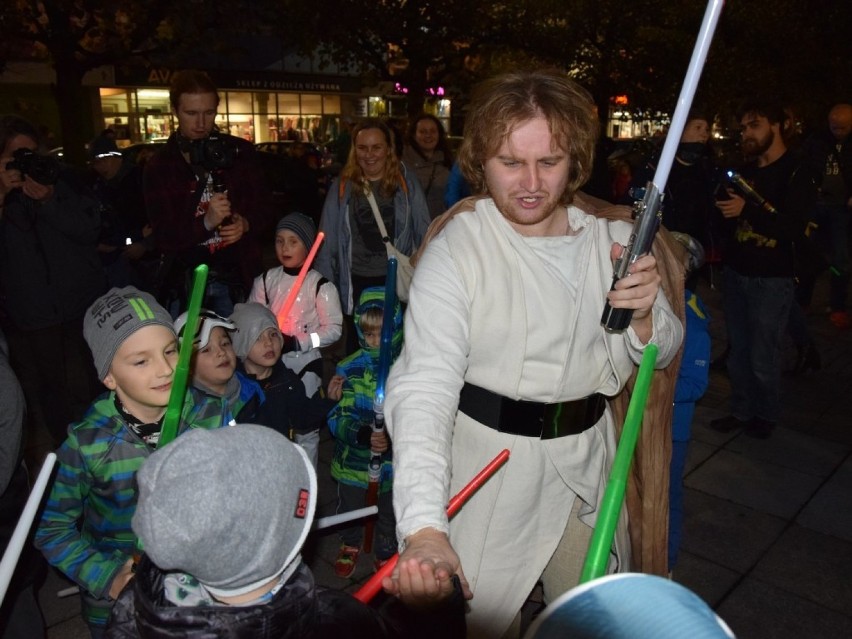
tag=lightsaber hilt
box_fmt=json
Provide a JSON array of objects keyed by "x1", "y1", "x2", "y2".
[
  {"x1": 727, "y1": 170, "x2": 778, "y2": 214},
  {"x1": 600, "y1": 182, "x2": 663, "y2": 333}
]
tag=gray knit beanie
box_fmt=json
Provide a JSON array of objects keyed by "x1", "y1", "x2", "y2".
[
  {"x1": 133, "y1": 424, "x2": 317, "y2": 597},
  {"x1": 83, "y1": 287, "x2": 174, "y2": 380},
  {"x1": 275, "y1": 212, "x2": 316, "y2": 251},
  {"x1": 229, "y1": 302, "x2": 280, "y2": 359}
]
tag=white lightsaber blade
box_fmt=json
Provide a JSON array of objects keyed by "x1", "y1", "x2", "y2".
[
  {"x1": 314, "y1": 505, "x2": 379, "y2": 531},
  {"x1": 0, "y1": 453, "x2": 57, "y2": 605},
  {"x1": 653, "y1": 0, "x2": 725, "y2": 193}
]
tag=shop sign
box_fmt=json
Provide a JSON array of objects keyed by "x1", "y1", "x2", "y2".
[{"x1": 233, "y1": 79, "x2": 343, "y2": 92}]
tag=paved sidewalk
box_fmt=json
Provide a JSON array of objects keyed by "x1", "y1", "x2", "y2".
[{"x1": 34, "y1": 272, "x2": 852, "y2": 638}]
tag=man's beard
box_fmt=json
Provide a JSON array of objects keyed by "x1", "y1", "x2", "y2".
[{"x1": 742, "y1": 129, "x2": 774, "y2": 158}]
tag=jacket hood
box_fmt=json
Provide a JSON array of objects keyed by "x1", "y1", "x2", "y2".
[
  {"x1": 107, "y1": 556, "x2": 319, "y2": 639},
  {"x1": 352, "y1": 286, "x2": 403, "y2": 357}
]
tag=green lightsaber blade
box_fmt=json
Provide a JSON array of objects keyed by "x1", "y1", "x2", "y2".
[
  {"x1": 159, "y1": 264, "x2": 208, "y2": 448},
  {"x1": 580, "y1": 344, "x2": 658, "y2": 583}
]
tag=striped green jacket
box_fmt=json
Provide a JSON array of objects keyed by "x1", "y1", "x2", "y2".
[
  {"x1": 34, "y1": 387, "x2": 227, "y2": 628},
  {"x1": 328, "y1": 286, "x2": 403, "y2": 492}
]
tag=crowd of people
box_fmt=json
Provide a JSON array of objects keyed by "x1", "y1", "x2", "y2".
[{"x1": 0, "y1": 64, "x2": 849, "y2": 639}]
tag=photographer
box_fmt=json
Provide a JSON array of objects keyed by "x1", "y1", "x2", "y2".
[
  {"x1": 144, "y1": 70, "x2": 274, "y2": 317},
  {"x1": 0, "y1": 114, "x2": 106, "y2": 446}
]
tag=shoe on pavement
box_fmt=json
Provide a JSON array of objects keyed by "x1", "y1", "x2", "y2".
[
  {"x1": 829, "y1": 310, "x2": 850, "y2": 330},
  {"x1": 710, "y1": 415, "x2": 749, "y2": 433},
  {"x1": 745, "y1": 417, "x2": 775, "y2": 439},
  {"x1": 334, "y1": 545, "x2": 360, "y2": 578}
]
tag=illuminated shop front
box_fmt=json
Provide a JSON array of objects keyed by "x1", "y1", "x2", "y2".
[
  {"x1": 98, "y1": 68, "x2": 365, "y2": 147},
  {"x1": 97, "y1": 68, "x2": 454, "y2": 148}
]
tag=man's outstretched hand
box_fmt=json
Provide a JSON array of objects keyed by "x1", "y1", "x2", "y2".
[{"x1": 382, "y1": 528, "x2": 472, "y2": 608}]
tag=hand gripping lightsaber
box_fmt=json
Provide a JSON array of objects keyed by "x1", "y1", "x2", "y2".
[
  {"x1": 601, "y1": 0, "x2": 725, "y2": 332},
  {"x1": 726, "y1": 170, "x2": 778, "y2": 214},
  {"x1": 354, "y1": 449, "x2": 510, "y2": 604}
]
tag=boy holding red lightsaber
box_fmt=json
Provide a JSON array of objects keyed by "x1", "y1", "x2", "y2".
[{"x1": 248, "y1": 213, "x2": 342, "y2": 467}]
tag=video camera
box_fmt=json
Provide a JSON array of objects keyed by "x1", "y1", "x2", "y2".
[
  {"x1": 186, "y1": 131, "x2": 237, "y2": 171},
  {"x1": 5, "y1": 148, "x2": 61, "y2": 186}
]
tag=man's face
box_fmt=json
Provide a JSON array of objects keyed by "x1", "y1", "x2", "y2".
[
  {"x1": 740, "y1": 113, "x2": 777, "y2": 158},
  {"x1": 175, "y1": 92, "x2": 219, "y2": 140},
  {"x1": 482, "y1": 116, "x2": 570, "y2": 236}
]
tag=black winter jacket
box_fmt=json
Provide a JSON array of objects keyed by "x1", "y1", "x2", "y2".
[{"x1": 106, "y1": 556, "x2": 465, "y2": 639}]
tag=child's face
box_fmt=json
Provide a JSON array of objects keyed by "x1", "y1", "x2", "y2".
[
  {"x1": 362, "y1": 324, "x2": 382, "y2": 349},
  {"x1": 247, "y1": 326, "x2": 283, "y2": 368},
  {"x1": 103, "y1": 325, "x2": 178, "y2": 423},
  {"x1": 193, "y1": 326, "x2": 237, "y2": 394},
  {"x1": 275, "y1": 230, "x2": 308, "y2": 269}
]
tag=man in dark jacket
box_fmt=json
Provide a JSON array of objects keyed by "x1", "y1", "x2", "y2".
[
  {"x1": 711, "y1": 98, "x2": 818, "y2": 439},
  {"x1": 0, "y1": 115, "x2": 106, "y2": 444},
  {"x1": 801, "y1": 103, "x2": 852, "y2": 328},
  {"x1": 144, "y1": 70, "x2": 274, "y2": 317},
  {"x1": 105, "y1": 425, "x2": 464, "y2": 639}
]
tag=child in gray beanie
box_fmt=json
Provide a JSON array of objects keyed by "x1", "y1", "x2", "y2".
[
  {"x1": 229, "y1": 302, "x2": 334, "y2": 465},
  {"x1": 248, "y1": 212, "x2": 343, "y2": 467},
  {"x1": 34, "y1": 287, "x2": 228, "y2": 637},
  {"x1": 106, "y1": 424, "x2": 467, "y2": 639}
]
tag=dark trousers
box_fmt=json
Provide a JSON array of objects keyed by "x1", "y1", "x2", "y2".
[
  {"x1": 336, "y1": 482, "x2": 396, "y2": 559},
  {"x1": 723, "y1": 267, "x2": 793, "y2": 423}
]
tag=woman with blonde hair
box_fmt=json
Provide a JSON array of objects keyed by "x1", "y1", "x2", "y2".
[{"x1": 316, "y1": 119, "x2": 430, "y2": 325}]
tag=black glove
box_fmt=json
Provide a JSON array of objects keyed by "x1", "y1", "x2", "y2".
[{"x1": 282, "y1": 334, "x2": 300, "y2": 353}]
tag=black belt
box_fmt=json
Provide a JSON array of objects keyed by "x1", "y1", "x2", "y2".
[{"x1": 458, "y1": 382, "x2": 606, "y2": 439}]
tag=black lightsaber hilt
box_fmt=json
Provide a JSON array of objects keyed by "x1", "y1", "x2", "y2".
[{"x1": 601, "y1": 182, "x2": 663, "y2": 333}]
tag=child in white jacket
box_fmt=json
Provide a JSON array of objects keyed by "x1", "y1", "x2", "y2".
[{"x1": 249, "y1": 213, "x2": 343, "y2": 465}]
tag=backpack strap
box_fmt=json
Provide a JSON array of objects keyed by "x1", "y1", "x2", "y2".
[{"x1": 315, "y1": 276, "x2": 329, "y2": 297}]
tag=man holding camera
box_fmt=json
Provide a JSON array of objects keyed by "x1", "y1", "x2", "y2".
[
  {"x1": 0, "y1": 115, "x2": 107, "y2": 445},
  {"x1": 144, "y1": 70, "x2": 273, "y2": 317}
]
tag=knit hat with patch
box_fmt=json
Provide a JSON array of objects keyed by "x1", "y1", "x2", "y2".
[
  {"x1": 83, "y1": 287, "x2": 175, "y2": 380},
  {"x1": 229, "y1": 302, "x2": 280, "y2": 360},
  {"x1": 133, "y1": 424, "x2": 317, "y2": 598},
  {"x1": 275, "y1": 212, "x2": 316, "y2": 252}
]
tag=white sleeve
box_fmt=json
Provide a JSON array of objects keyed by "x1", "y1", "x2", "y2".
[
  {"x1": 386, "y1": 233, "x2": 471, "y2": 540},
  {"x1": 625, "y1": 286, "x2": 684, "y2": 368}
]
